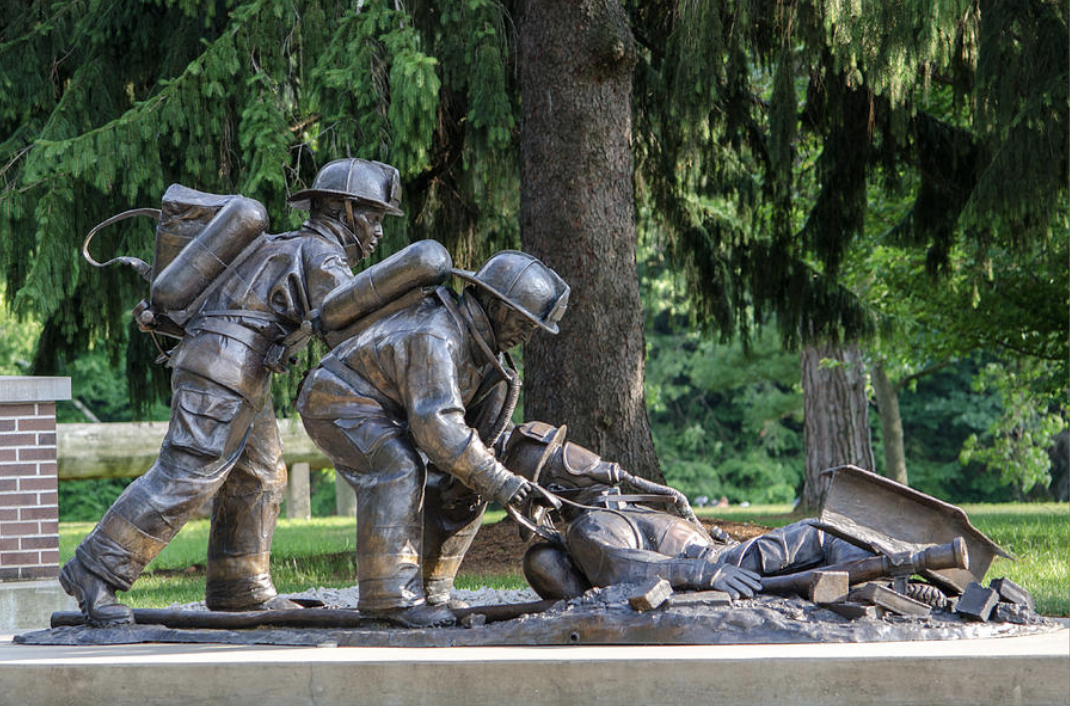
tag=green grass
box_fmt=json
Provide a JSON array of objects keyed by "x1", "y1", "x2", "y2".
[
  {"x1": 60, "y1": 517, "x2": 362, "y2": 608},
  {"x1": 959, "y1": 503, "x2": 1069, "y2": 617},
  {"x1": 60, "y1": 503, "x2": 1068, "y2": 615},
  {"x1": 695, "y1": 503, "x2": 800, "y2": 527}
]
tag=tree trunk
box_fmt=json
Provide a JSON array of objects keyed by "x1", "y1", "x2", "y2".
[
  {"x1": 871, "y1": 361, "x2": 908, "y2": 486},
  {"x1": 516, "y1": 0, "x2": 663, "y2": 482},
  {"x1": 800, "y1": 343, "x2": 875, "y2": 511},
  {"x1": 1049, "y1": 428, "x2": 1069, "y2": 502}
]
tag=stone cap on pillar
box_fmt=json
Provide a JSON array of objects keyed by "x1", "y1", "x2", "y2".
[{"x1": 0, "y1": 376, "x2": 71, "y2": 403}]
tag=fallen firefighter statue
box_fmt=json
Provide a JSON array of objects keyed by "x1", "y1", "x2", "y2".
[{"x1": 501, "y1": 421, "x2": 982, "y2": 612}]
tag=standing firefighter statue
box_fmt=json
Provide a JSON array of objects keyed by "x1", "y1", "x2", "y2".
[
  {"x1": 297, "y1": 251, "x2": 569, "y2": 627},
  {"x1": 64, "y1": 159, "x2": 403, "y2": 625}
]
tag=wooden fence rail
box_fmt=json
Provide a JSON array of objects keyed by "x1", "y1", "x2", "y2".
[{"x1": 56, "y1": 421, "x2": 331, "y2": 481}]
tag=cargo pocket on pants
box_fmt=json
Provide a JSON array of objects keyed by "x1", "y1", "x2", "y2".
[
  {"x1": 169, "y1": 388, "x2": 246, "y2": 461},
  {"x1": 335, "y1": 417, "x2": 405, "y2": 463}
]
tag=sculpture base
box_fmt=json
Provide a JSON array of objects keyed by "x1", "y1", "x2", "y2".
[
  {"x1": 0, "y1": 579, "x2": 75, "y2": 633},
  {"x1": 16, "y1": 594, "x2": 1060, "y2": 647},
  {"x1": 4, "y1": 622, "x2": 1067, "y2": 706}
]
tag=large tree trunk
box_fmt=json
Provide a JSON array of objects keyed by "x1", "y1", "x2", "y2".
[
  {"x1": 800, "y1": 343, "x2": 875, "y2": 511},
  {"x1": 871, "y1": 361, "x2": 908, "y2": 486},
  {"x1": 516, "y1": 0, "x2": 663, "y2": 482}
]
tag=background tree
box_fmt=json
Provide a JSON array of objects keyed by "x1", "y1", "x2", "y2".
[
  {"x1": 800, "y1": 343, "x2": 875, "y2": 509},
  {"x1": 516, "y1": 0, "x2": 662, "y2": 480},
  {"x1": 628, "y1": 0, "x2": 1068, "y2": 502},
  {"x1": 2, "y1": 0, "x2": 1064, "y2": 505}
]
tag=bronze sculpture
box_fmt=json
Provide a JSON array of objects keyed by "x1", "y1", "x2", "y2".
[
  {"x1": 503, "y1": 421, "x2": 877, "y2": 600},
  {"x1": 297, "y1": 250, "x2": 569, "y2": 627},
  {"x1": 61, "y1": 159, "x2": 403, "y2": 626}
]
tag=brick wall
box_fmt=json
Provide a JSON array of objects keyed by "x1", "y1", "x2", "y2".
[
  {"x1": 0, "y1": 378, "x2": 69, "y2": 583},
  {"x1": 0, "y1": 401, "x2": 60, "y2": 580}
]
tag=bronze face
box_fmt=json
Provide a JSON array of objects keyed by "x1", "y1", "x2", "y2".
[
  {"x1": 345, "y1": 203, "x2": 385, "y2": 260},
  {"x1": 492, "y1": 302, "x2": 539, "y2": 351}
]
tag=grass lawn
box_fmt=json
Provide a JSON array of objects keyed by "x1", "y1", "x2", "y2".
[{"x1": 59, "y1": 502, "x2": 1068, "y2": 615}]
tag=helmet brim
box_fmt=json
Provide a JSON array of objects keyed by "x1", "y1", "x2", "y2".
[
  {"x1": 287, "y1": 189, "x2": 404, "y2": 216},
  {"x1": 452, "y1": 268, "x2": 565, "y2": 334}
]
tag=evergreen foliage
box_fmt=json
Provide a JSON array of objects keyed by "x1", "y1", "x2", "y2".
[
  {"x1": 0, "y1": 0, "x2": 519, "y2": 413},
  {"x1": 1, "y1": 1, "x2": 1063, "y2": 498},
  {"x1": 642, "y1": 241, "x2": 805, "y2": 504},
  {"x1": 629, "y1": 0, "x2": 1068, "y2": 352},
  {"x1": 630, "y1": 0, "x2": 1067, "y2": 496}
]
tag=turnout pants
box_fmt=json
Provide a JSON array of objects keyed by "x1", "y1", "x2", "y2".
[
  {"x1": 301, "y1": 412, "x2": 484, "y2": 612},
  {"x1": 74, "y1": 369, "x2": 286, "y2": 610}
]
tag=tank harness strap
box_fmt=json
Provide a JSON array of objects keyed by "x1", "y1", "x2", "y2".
[
  {"x1": 434, "y1": 287, "x2": 520, "y2": 446},
  {"x1": 190, "y1": 317, "x2": 273, "y2": 356},
  {"x1": 318, "y1": 354, "x2": 377, "y2": 402},
  {"x1": 166, "y1": 233, "x2": 269, "y2": 327},
  {"x1": 433, "y1": 287, "x2": 510, "y2": 382},
  {"x1": 323, "y1": 286, "x2": 432, "y2": 349},
  {"x1": 198, "y1": 309, "x2": 279, "y2": 322}
]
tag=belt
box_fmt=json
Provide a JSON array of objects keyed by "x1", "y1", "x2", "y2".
[{"x1": 190, "y1": 317, "x2": 273, "y2": 355}]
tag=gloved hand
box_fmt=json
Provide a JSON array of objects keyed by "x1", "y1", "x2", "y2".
[
  {"x1": 701, "y1": 563, "x2": 762, "y2": 599},
  {"x1": 494, "y1": 475, "x2": 533, "y2": 508}
]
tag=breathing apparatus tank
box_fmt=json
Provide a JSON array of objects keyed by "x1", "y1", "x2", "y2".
[
  {"x1": 320, "y1": 239, "x2": 454, "y2": 331},
  {"x1": 149, "y1": 186, "x2": 268, "y2": 323},
  {"x1": 83, "y1": 184, "x2": 269, "y2": 341}
]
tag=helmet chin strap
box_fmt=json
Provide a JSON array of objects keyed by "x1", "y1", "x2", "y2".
[
  {"x1": 344, "y1": 199, "x2": 358, "y2": 238},
  {"x1": 342, "y1": 199, "x2": 370, "y2": 260}
]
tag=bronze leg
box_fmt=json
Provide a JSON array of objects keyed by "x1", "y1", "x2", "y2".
[
  {"x1": 422, "y1": 467, "x2": 486, "y2": 605},
  {"x1": 73, "y1": 371, "x2": 256, "y2": 592},
  {"x1": 205, "y1": 401, "x2": 286, "y2": 610},
  {"x1": 303, "y1": 415, "x2": 427, "y2": 612},
  {"x1": 716, "y1": 520, "x2": 869, "y2": 574}
]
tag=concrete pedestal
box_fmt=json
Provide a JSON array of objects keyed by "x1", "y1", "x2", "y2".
[
  {"x1": 0, "y1": 580, "x2": 75, "y2": 632},
  {"x1": 1, "y1": 627, "x2": 1066, "y2": 706},
  {"x1": 334, "y1": 472, "x2": 356, "y2": 518}
]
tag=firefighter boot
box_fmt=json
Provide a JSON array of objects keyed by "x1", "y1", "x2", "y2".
[{"x1": 58, "y1": 557, "x2": 135, "y2": 627}]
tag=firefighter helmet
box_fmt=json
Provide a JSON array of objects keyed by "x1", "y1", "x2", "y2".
[
  {"x1": 455, "y1": 251, "x2": 569, "y2": 334},
  {"x1": 288, "y1": 158, "x2": 403, "y2": 215}
]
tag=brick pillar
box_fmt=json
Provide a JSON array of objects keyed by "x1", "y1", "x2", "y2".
[{"x1": 0, "y1": 376, "x2": 73, "y2": 632}]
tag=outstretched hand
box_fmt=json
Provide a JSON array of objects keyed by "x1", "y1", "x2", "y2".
[{"x1": 706, "y1": 564, "x2": 762, "y2": 599}]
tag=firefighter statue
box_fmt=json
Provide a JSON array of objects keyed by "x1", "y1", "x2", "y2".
[
  {"x1": 503, "y1": 422, "x2": 873, "y2": 600},
  {"x1": 62, "y1": 159, "x2": 403, "y2": 625},
  {"x1": 297, "y1": 251, "x2": 569, "y2": 628}
]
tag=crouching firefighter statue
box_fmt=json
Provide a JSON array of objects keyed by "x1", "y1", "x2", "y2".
[
  {"x1": 63, "y1": 159, "x2": 403, "y2": 626},
  {"x1": 503, "y1": 422, "x2": 875, "y2": 600},
  {"x1": 297, "y1": 250, "x2": 569, "y2": 628}
]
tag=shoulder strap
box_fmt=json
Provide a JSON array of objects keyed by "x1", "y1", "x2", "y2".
[{"x1": 434, "y1": 287, "x2": 520, "y2": 446}]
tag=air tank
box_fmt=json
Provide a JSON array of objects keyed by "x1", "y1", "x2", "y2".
[
  {"x1": 150, "y1": 191, "x2": 268, "y2": 319},
  {"x1": 320, "y1": 239, "x2": 453, "y2": 331}
]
